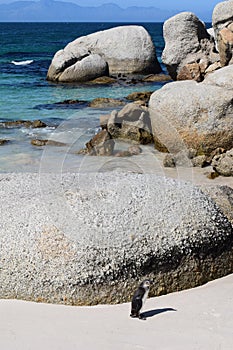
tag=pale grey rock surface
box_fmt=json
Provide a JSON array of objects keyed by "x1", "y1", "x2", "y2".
[
  {"x1": 203, "y1": 64, "x2": 233, "y2": 88},
  {"x1": 201, "y1": 184, "x2": 233, "y2": 224},
  {"x1": 58, "y1": 54, "x2": 109, "y2": 82},
  {"x1": 0, "y1": 172, "x2": 232, "y2": 305},
  {"x1": 149, "y1": 80, "x2": 233, "y2": 154},
  {"x1": 212, "y1": 148, "x2": 233, "y2": 176},
  {"x1": 162, "y1": 12, "x2": 218, "y2": 80},
  {"x1": 107, "y1": 103, "x2": 153, "y2": 144},
  {"x1": 47, "y1": 25, "x2": 161, "y2": 82},
  {"x1": 212, "y1": 0, "x2": 233, "y2": 31}
]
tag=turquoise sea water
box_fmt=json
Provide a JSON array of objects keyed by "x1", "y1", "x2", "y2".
[{"x1": 0, "y1": 22, "x2": 168, "y2": 172}]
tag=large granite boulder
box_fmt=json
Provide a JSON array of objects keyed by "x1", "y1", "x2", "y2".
[
  {"x1": 213, "y1": 1, "x2": 233, "y2": 67},
  {"x1": 149, "y1": 76, "x2": 233, "y2": 155},
  {"x1": 162, "y1": 12, "x2": 219, "y2": 81},
  {"x1": 0, "y1": 173, "x2": 232, "y2": 305},
  {"x1": 47, "y1": 26, "x2": 161, "y2": 82}
]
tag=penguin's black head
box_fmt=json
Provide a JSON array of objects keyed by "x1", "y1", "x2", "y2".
[{"x1": 141, "y1": 279, "x2": 151, "y2": 290}]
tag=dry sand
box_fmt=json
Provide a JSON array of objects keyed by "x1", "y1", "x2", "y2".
[{"x1": 1, "y1": 273, "x2": 232, "y2": 350}]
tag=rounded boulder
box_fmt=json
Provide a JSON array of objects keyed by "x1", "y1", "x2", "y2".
[{"x1": 47, "y1": 25, "x2": 161, "y2": 82}]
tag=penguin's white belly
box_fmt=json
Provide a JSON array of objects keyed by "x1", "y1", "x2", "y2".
[{"x1": 142, "y1": 290, "x2": 149, "y2": 309}]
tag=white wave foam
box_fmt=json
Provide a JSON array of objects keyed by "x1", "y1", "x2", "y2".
[{"x1": 11, "y1": 60, "x2": 34, "y2": 66}]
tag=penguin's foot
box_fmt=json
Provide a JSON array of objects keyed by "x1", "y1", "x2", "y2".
[{"x1": 139, "y1": 314, "x2": 146, "y2": 320}]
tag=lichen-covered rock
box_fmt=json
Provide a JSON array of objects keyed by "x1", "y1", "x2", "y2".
[
  {"x1": 149, "y1": 80, "x2": 233, "y2": 155},
  {"x1": 47, "y1": 26, "x2": 161, "y2": 82},
  {"x1": 0, "y1": 173, "x2": 232, "y2": 305},
  {"x1": 162, "y1": 12, "x2": 219, "y2": 80}
]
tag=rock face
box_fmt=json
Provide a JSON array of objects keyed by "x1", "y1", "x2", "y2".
[
  {"x1": 201, "y1": 185, "x2": 233, "y2": 225},
  {"x1": 212, "y1": 0, "x2": 233, "y2": 31},
  {"x1": 204, "y1": 64, "x2": 233, "y2": 88},
  {"x1": 213, "y1": 0, "x2": 233, "y2": 67},
  {"x1": 0, "y1": 173, "x2": 232, "y2": 305},
  {"x1": 47, "y1": 26, "x2": 161, "y2": 82},
  {"x1": 85, "y1": 130, "x2": 115, "y2": 156},
  {"x1": 162, "y1": 12, "x2": 219, "y2": 80},
  {"x1": 149, "y1": 76, "x2": 233, "y2": 155},
  {"x1": 56, "y1": 54, "x2": 109, "y2": 83},
  {"x1": 217, "y1": 27, "x2": 233, "y2": 66},
  {"x1": 177, "y1": 62, "x2": 204, "y2": 82},
  {"x1": 107, "y1": 103, "x2": 153, "y2": 144}
]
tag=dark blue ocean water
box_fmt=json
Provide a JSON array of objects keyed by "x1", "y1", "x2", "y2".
[{"x1": 0, "y1": 22, "x2": 167, "y2": 172}]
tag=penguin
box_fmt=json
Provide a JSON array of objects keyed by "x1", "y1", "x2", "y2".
[{"x1": 130, "y1": 279, "x2": 150, "y2": 319}]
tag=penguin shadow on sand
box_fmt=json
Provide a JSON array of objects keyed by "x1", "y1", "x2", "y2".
[{"x1": 140, "y1": 307, "x2": 177, "y2": 320}]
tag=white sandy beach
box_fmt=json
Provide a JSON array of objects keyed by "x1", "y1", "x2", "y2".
[{"x1": 1, "y1": 274, "x2": 232, "y2": 350}]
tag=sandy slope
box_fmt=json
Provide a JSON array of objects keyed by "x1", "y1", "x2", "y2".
[{"x1": 1, "y1": 274, "x2": 232, "y2": 350}]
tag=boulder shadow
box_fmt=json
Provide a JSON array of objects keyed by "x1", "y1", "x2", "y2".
[{"x1": 141, "y1": 307, "x2": 176, "y2": 319}]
